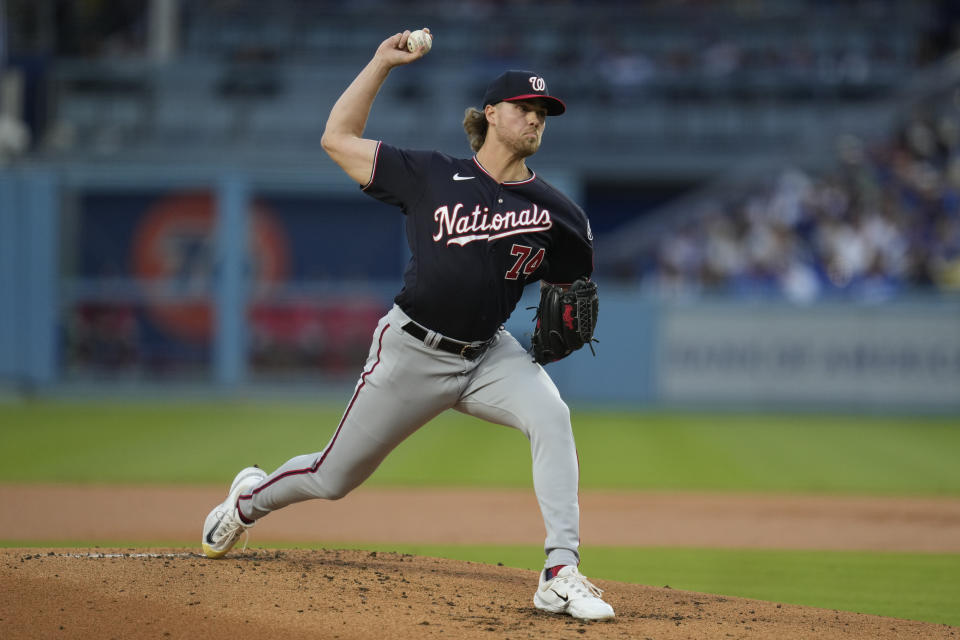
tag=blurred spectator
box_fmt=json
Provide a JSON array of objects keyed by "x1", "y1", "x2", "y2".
[
  {"x1": 626, "y1": 95, "x2": 960, "y2": 301},
  {"x1": 0, "y1": 68, "x2": 30, "y2": 163}
]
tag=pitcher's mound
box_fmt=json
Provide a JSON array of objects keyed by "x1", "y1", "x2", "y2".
[{"x1": 2, "y1": 548, "x2": 954, "y2": 639}]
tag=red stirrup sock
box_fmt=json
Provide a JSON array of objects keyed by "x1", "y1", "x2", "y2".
[{"x1": 545, "y1": 565, "x2": 567, "y2": 581}]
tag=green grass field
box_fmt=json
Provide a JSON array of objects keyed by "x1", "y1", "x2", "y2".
[
  {"x1": 2, "y1": 400, "x2": 959, "y2": 626},
  {"x1": 2, "y1": 401, "x2": 959, "y2": 493}
]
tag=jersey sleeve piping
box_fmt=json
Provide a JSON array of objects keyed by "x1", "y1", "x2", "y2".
[{"x1": 360, "y1": 140, "x2": 383, "y2": 191}]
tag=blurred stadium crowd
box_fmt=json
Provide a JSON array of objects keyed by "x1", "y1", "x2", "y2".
[
  {"x1": 3, "y1": 0, "x2": 960, "y2": 309},
  {"x1": 617, "y1": 92, "x2": 960, "y2": 301},
  {"x1": 3, "y1": 0, "x2": 954, "y2": 155}
]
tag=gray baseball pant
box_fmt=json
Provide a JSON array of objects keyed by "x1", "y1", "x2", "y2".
[{"x1": 238, "y1": 304, "x2": 581, "y2": 569}]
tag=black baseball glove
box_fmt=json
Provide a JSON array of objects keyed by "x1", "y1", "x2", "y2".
[{"x1": 530, "y1": 278, "x2": 599, "y2": 365}]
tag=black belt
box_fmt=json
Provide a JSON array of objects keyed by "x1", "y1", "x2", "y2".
[{"x1": 401, "y1": 322, "x2": 493, "y2": 361}]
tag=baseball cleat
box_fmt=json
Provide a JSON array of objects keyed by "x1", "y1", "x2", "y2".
[
  {"x1": 201, "y1": 466, "x2": 267, "y2": 559},
  {"x1": 533, "y1": 565, "x2": 615, "y2": 621}
]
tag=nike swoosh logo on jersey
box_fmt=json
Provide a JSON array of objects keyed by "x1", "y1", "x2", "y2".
[{"x1": 452, "y1": 173, "x2": 475, "y2": 181}]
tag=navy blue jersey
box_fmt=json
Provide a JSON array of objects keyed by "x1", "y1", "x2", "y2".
[{"x1": 362, "y1": 142, "x2": 594, "y2": 342}]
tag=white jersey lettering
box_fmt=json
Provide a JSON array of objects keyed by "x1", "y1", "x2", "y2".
[{"x1": 432, "y1": 202, "x2": 552, "y2": 246}]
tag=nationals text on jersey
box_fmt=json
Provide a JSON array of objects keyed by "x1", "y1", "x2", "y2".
[{"x1": 433, "y1": 202, "x2": 553, "y2": 246}]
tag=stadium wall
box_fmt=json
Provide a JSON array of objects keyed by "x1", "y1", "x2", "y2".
[
  {"x1": 1, "y1": 167, "x2": 957, "y2": 411},
  {"x1": 540, "y1": 293, "x2": 960, "y2": 412}
]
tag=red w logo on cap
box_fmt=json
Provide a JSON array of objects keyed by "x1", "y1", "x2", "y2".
[{"x1": 528, "y1": 76, "x2": 546, "y2": 92}]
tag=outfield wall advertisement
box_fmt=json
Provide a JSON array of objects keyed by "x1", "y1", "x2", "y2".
[{"x1": 658, "y1": 303, "x2": 960, "y2": 409}]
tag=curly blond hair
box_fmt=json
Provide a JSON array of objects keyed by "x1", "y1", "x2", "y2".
[{"x1": 462, "y1": 107, "x2": 488, "y2": 152}]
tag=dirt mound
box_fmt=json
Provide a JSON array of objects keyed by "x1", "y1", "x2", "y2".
[{"x1": 2, "y1": 548, "x2": 955, "y2": 640}]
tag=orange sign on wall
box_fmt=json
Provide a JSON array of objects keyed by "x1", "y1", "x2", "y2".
[{"x1": 131, "y1": 192, "x2": 289, "y2": 342}]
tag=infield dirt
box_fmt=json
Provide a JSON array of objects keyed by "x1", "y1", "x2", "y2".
[
  {"x1": 2, "y1": 486, "x2": 960, "y2": 639},
  {"x1": 4, "y1": 548, "x2": 958, "y2": 640}
]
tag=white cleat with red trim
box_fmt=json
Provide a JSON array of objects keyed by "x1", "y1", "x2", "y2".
[
  {"x1": 533, "y1": 565, "x2": 615, "y2": 621},
  {"x1": 201, "y1": 466, "x2": 267, "y2": 559}
]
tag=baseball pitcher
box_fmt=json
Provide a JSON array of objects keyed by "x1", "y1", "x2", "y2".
[{"x1": 201, "y1": 28, "x2": 612, "y2": 621}]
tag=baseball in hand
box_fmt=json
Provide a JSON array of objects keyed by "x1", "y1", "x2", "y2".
[{"x1": 407, "y1": 29, "x2": 432, "y2": 53}]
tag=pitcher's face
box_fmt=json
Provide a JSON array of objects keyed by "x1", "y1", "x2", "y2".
[{"x1": 490, "y1": 100, "x2": 548, "y2": 157}]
